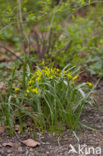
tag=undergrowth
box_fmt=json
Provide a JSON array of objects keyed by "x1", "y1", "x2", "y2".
[
  {"x1": 0, "y1": 60, "x2": 95, "y2": 135},
  {"x1": 0, "y1": 0, "x2": 101, "y2": 135}
]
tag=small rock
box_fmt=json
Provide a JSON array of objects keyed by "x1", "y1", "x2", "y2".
[
  {"x1": 29, "y1": 148, "x2": 33, "y2": 152},
  {"x1": 25, "y1": 150, "x2": 29, "y2": 155},
  {"x1": 18, "y1": 146, "x2": 23, "y2": 152},
  {"x1": 0, "y1": 149, "x2": 4, "y2": 154},
  {"x1": 7, "y1": 149, "x2": 12, "y2": 153},
  {"x1": 46, "y1": 151, "x2": 49, "y2": 154},
  {"x1": 13, "y1": 143, "x2": 19, "y2": 149}
]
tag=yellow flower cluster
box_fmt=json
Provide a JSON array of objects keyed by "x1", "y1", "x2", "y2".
[
  {"x1": 41, "y1": 66, "x2": 60, "y2": 78},
  {"x1": 28, "y1": 80, "x2": 33, "y2": 85},
  {"x1": 31, "y1": 88, "x2": 38, "y2": 94},
  {"x1": 25, "y1": 66, "x2": 82, "y2": 96},
  {"x1": 36, "y1": 69, "x2": 42, "y2": 82},
  {"x1": 26, "y1": 87, "x2": 38, "y2": 96},
  {"x1": 25, "y1": 66, "x2": 61, "y2": 96},
  {"x1": 42, "y1": 67, "x2": 50, "y2": 77}
]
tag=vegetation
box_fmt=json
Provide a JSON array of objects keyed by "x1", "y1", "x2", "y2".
[{"x1": 0, "y1": 0, "x2": 102, "y2": 135}]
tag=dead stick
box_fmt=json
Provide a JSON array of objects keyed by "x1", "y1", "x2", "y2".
[
  {"x1": 17, "y1": 0, "x2": 26, "y2": 55},
  {"x1": 0, "y1": 45, "x2": 23, "y2": 62}
]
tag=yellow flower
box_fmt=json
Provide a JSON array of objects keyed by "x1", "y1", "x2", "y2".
[
  {"x1": 28, "y1": 80, "x2": 33, "y2": 85},
  {"x1": 28, "y1": 86, "x2": 32, "y2": 90},
  {"x1": 56, "y1": 68, "x2": 60, "y2": 72},
  {"x1": 67, "y1": 72, "x2": 72, "y2": 79},
  {"x1": 46, "y1": 70, "x2": 50, "y2": 76},
  {"x1": 54, "y1": 68, "x2": 60, "y2": 76},
  {"x1": 45, "y1": 71, "x2": 50, "y2": 76},
  {"x1": 36, "y1": 77, "x2": 41, "y2": 82},
  {"x1": 15, "y1": 88, "x2": 20, "y2": 91},
  {"x1": 43, "y1": 66, "x2": 48, "y2": 70},
  {"x1": 63, "y1": 71, "x2": 66, "y2": 75},
  {"x1": 50, "y1": 75, "x2": 54, "y2": 79},
  {"x1": 25, "y1": 93, "x2": 27, "y2": 96},
  {"x1": 36, "y1": 69, "x2": 42, "y2": 77},
  {"x1": 43, "y1": 67, "x2": 50, "y2": 77},
  {"x1": 26, "y1": 89, "x2": 30, "y2": 93},
  {"x1": 31, "y1": 74, "x2": 36, "y2": 79},
  {"x1": 87, "y1": 82, "x2": 93, "y2": 87},
  {"x1": 50, "y1": 68, "x2": 54, "y2": 73},
  {"x1": 35, "y1": 69, "x2": 42, "y2": 82},
  {"x1": 72, "y1": 74, "x2": 79, "y2": 80},
  {"x1": 32, "y1": 88, "x2": 38, "y2": 94},
  {"x1": 40, "y1": 60, "x2": 45, "y2": 65}
]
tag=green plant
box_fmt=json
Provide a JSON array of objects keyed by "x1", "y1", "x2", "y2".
[
  {"x1": 0, "y1": 0, "x2": 101, "y2": 135},
  {"x1": 23, "y1": 64, "x2": 94, "y2": 132},
  {"x1": 0, "y1": 62, "x2": 94, "y2": 133},
  {"x1": 49, "y1": 2, "x2": 103, "y2": 76},
  {"x1": 85, "y1": 48, "x2": 103, "y2": 77}
]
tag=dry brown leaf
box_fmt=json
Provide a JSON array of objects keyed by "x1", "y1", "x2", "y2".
[
  {"x1": 2, "y1": 142, "x2": 13, "y2": 147},
  {"x1": 13, "y1": 143, "x2": 19, "y2": 149},
  {"x1": 0, "y1": 125, "x2": 5, "y2": 134},
  {"x1": 22, "y1": 139, "x2": 40, "y2": 147},
  {"x1": 33, "y1": 113, "x2": 39, "y2": 118}
]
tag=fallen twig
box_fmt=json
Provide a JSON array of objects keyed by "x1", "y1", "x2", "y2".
[{"x1": 0, "y1": 45, "x2": 23, "y2": 62}]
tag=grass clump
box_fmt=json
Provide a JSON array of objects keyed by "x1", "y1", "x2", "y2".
[
  {"x1": 0, "y1": 61, "x2": 95, "y2": 134},
  {"x1": 24, "y1": 64, "x2": 94, "y2": 132}
]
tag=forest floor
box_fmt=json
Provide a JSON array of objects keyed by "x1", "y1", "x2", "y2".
[{"x1": 0, "y1": 80, "x2": 103, "y2": 156}]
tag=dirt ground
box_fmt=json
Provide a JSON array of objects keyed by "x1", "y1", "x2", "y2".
[{"x1": 0, "y1": 80, "x2": 103, "y2": 156}]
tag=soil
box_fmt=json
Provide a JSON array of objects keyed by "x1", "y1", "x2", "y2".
[{"x1": 0, "y1": 80, "x2": 103, "y2": 156}]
